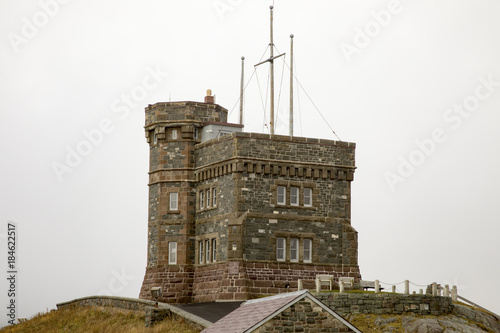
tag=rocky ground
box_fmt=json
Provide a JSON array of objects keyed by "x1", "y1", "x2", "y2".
[{"x1": 348, "y1": 305, "x2": 500, "y2": 333}]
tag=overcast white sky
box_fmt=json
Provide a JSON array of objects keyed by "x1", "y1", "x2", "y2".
[{"x1": 1, "y1": 0, "x2": 499, "y2": 326}]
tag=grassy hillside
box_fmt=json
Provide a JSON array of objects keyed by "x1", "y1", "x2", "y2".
[{"x1": 0, "y1": 306, "x2": 201, "y2": 333}]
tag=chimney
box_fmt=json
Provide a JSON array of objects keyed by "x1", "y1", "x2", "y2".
[{"x1": 204, "y1": 89, "x2": 214, "y2": 104}]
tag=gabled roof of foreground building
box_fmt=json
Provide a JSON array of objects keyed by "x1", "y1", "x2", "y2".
[{"x1": 202, "y1": 290, "x2": 362, "y2": 333}]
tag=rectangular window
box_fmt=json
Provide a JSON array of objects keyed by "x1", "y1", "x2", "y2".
[
  {"x1": 200, "y1": 191, "x2": 204, "y2": 210},
  {"x1": 304, "y1": 188, "x2": 312, "y2": 207},
  {"x1": 199, "y1": 241, "x2": 204, "y2": 264},
  {"x1": 212, "y1": 239, "x2": 217, "y2": 263},
  {"x1": 290, "y1": 238, "x2": 299, "y2": 262},
  {"x1": 290, "y1": 187, "x2": 299, "y2": 206},
  {"x1": 303, "y1": 239, "x2": 312, "y2": 263},
  {"x1": 168, "y1": 242, "x2": 177, "y2": 264},
  {"x1": 277, "y1": 186, "x2": 286, "y2": 205},
  {"x1": 206, "y1": 189, "x2": 211, "y2": 208},
  {"x1": 171, "y1": 129, "x2": 177, "y2": 139},
  {"x1": 205, "y1": 240, "x2": 210, "y2": 263},
  {"x1": 194, "y1": 128, "x2": 199, "y2": 140},
  {"x1": 169, "y1": 192, "x2": 178, "y2": 211},
  {"x1": 232, "y1": 242, "x2": 237, "y2": 251},
  {"x1": 153, "y1": 132, "x2": 157, "y2": 144},
  {"x1": 277, "y1": 237, "x2": 286, "y2": 261},
  {"x1": 212, "y1": 188, "x2": 217, "y2": 207}
]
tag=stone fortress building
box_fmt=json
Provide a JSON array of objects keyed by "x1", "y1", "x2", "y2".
[{"x1": 139, "y1": 92, "x2": 361, "y2": 303}]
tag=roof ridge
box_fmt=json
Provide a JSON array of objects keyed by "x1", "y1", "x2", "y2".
[{"x1": 243, "y1": 290, "x2": 309, "y2": 305}]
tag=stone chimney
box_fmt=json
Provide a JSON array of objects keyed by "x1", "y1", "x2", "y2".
[{"x1": 204, "y1": 89, "x2": 214, "y2": 104}]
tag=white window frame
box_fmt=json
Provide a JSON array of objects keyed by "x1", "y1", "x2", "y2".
[
  {"x1": 200, "y1": 191, "x2": 204, "y2": 210},
  {"x1": 171, "y1": 129, "x2": 177, "y2": 139},
  {"x1": 303, "y1": 239, "x2": 312, "y2": 263},
  {"x1": 169, "y1": 192, "x2": 178, "y2": 211},
  {"x1": 168, "y1": 242, "x2": 177, "y2": 265},
  {"x1": 277, "y1": 237, "x2": 286, "y2": 261},
  {"x1": 290, "y1": 238, "x2": 299, "y2": 262},
  {"x1": 304, "y1": 188, "x2": 312, "y2": 207},
  {"x1": 212, "y1": 239, "x2": 217, "y2": 263},
  {"x1": 277, "y1": 186, "x2": 286, "y2": 205},
  {"x1": 205, "y1": 239, "x2": 211, "y2": 263},
  {"x1": 199, "y1": 241, "x2": 204, "y2": 264},
  {"x1": 206, "y1": 189, "x2": 211, "y2": 208},
  {"x1": 212, "y1": 188, "x2": 217, "y2": 207},
  {"x1": 290, "y1": 187, "x2": 299, "y2": 206}
]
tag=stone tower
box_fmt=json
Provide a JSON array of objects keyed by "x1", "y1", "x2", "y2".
[{"x1": 140, "y1": 93, "x2": 361, "y2": 303}]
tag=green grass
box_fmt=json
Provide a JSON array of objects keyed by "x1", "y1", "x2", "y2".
[{"x1": 0, "y1": 306, "x2": 201, "y2": 333}]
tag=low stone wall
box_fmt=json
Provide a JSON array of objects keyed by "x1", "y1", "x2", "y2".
[
  {"x1": 57, "y1": 295, "x2": 155, "y2": 311},
  {"x1": 315, "y1": 293, "x2": 453, "y2": 316},
  {"x1": 56, "y1": 296, "x2": 211, "y2": 330}
]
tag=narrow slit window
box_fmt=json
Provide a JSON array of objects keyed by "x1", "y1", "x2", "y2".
[
  {"x1": 199, "y1": 241, "x2": 204, "y2": 264},
  {"x1": 277, "y1": 237, "x2": 286, "y2": 261},
  {"x1": 303, "y1": 239, "x2": 312, "y2": 263},
  {"x1": 277, "y1": 186, "x2": 286, "y2": 205},
  {"x1": 212, "y1": 239, "x2": 217, "y2": 263},
  {"x1": 205, "y1": 240, "x2": 211, "y2": 263},
  {"x1": 169, "y1": 192, "x2": 178, "y2": 211},
  {"x1": 290, "y1": 238, "x2": 299, "y2": 262},
  {"x1": 206, "y1": 189, "x2": 211, "y2": 208},
  {"x1": 290, "y1": 187, "x2": 299, "y2": 206},
  {"x1": 304, "y1": 188, "x2": 312, "y2": 207},
  {"x1": 212, "y1": 188, "x2": 217, "y2": 207},
  {"x1": 200, "y1": 191, "x2": 204, "y2": 210},
  {"x1": 168, "y1": 242, "x2": 177, "y2": 265}
]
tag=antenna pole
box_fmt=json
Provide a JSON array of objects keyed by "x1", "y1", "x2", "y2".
[
  {"x1": 269, "y1": 5, "x2": 275, "y2": 135},
  {"x1": 254, "y1": 5, "x2": 284, "y2": 134},
  {"x1": 289, "y1": 34, "x2": 294, "y2": 137},
  {"x1": 239, "y1": 56, "x2": 245, "y2": 125}
]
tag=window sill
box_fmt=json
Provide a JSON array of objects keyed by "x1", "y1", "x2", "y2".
[
  {"x1": 274, "y1": 204, "x2": 316, "y2": 210},
  {"x1": 197, "y1": 206, "x2": 218, "y2": 213}
]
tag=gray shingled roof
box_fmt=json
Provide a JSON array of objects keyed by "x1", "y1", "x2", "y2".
[{"x1": 201, "y1": 290, "x2": 362, "y2": 333}]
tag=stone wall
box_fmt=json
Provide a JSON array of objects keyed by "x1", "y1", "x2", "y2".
[
  {"x1": 140, "y1": 265, "x2": 194, "y2": 304},
  {"x1": 246, "y1": 262, "x2": 360, "y2": 296},
  {"x1": 315, "y1": 293, "x2": 454, "y2": 316},
  {"x1": 257, "y1": 297, "x2": 355, "y2": 333},
  {"x1": 57, "y1": 295, "x2": 209, "y2": 330},
  {"x1": 190, "y1": 260, "x2": 361, "y2": 303},
  {"x1": 57, "y1": 295, "x2": 155, "y2": 311},
  {"x1": 145, "y1": 101, "x2": 228, "y2": 125}
]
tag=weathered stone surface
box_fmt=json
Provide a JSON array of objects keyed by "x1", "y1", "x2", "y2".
[
  {"x1": 453, "y1": 304, "x2": 500, "y2": 332},
  {"x1": 351, "y1": 310, "x2": 499, "y2": 333},
  {"x1": 375, "y1": 316, "x2": 399, "y2": 327}
]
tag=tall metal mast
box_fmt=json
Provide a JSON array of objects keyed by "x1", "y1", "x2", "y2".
[
  {"x1": 269, "y1": 5, "x2": 275, "y2": 134},
  {"x1": 239, "y1": 56, "x2": 245, "y2": 125},
  {"x1": 254, "y1": 5, "x2": 284, "y2": 135},
  {"x1": 289, "y1": 34, "x2": 294, "y2": 137}
]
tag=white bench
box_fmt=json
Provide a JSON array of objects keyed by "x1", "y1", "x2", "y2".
[
  {"x1": 339, "y1": 277, "x2": 354, "y2": 288},
  {"x1": 360, "y1": 280, "x2": 384, "y2": 291},
  {"x1": 315, "y1": 275, "x2": 334, "y2": 291}
]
